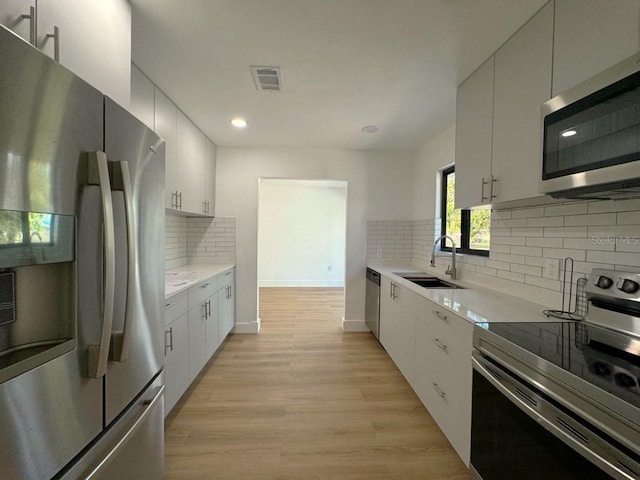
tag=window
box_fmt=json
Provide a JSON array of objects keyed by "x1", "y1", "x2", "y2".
[{"x1": 440, "y1": 166, "x2": 490, "y2": 256}]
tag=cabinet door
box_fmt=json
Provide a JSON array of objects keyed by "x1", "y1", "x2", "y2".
[
  {"x1": 130, "y1": 65, "x2": 155, "y2": 130},
  {"x1": 164, "y1": 313, "x2": 189, "y2": 416},
  {"x1": 37, "y1": 0, "x2": 131, "y2": 107},
  {"x1": 0, "y1": 0, "x2": 35, "y2": 44},
  {"x1": 187, "y1": 302, "x2": 207, "y2": 382},
  {"x1": 552, "y1": 0, "x2": 640, "y2": 96},
  {"x1": 455, "y1": 57, "x2": 494, "y2": 209},
  {"x1": 379, "y1": 278, "x2": 415, "y2": 386},
  {"x1": 155, "y1": 88, "x2": 178, "y2": 209},
  {"x1": 491, "y1": 2, "x2": 553, "y2": 204},
  {"x1": 205, "y1": 295, "x2": 219, "y2": 359},
  {"x1": 204, "y1": 138, "x2": 217, "y2": 217},
  {"x1": 177, "y1": 111, "x2": 206, "y2": 215},
  {"x1": 217, "y1": 287, "x2": 228, "y2": 344}
]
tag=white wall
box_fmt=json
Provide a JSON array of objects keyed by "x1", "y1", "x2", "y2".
[
  {"x1": 215, "y1": 147, "x2": 415, "y2": 332},
  {"x1": 258, "y1": 179, "x2": 347, "y2": 287},
  {"x1": 413, "y1": 124, "x2": 455, "y2": 220}
]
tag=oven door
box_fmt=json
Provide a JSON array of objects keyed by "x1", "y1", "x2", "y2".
[{"x1": 471, "y1": 351, "x2": 639, "y2": 480}]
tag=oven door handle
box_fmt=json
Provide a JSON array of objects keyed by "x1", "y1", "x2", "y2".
[{"x1": 472, "y1": 354, "x2": 638, "y2": 480}]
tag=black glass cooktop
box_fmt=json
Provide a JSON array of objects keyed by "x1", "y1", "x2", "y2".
[{"x1": 477, "y1": 321, "x2": 640, "y2": 409}]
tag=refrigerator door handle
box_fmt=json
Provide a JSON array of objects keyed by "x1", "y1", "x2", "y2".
[
  {"x1": 87, "y1": 151, "x2": 116, "y2": 378},
  {"x1": 111, "y1": 160, "x2": 136, "y2": 362},
  {"x1": 83, "y1": 385, "x2": 165, "y2": 480}
]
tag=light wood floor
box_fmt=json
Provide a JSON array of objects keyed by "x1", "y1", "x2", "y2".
[{"x1": 164, "y1": 287, "x2": 469, "y2": 480}]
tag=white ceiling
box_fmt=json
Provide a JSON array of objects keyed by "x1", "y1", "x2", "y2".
[{"x1": 131, "y1": 0, "x2": 548, "y2": 151}]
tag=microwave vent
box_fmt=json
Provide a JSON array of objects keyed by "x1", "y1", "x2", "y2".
[{"x1": 549, "y1": 179, "x2": 640, "y2": 201}]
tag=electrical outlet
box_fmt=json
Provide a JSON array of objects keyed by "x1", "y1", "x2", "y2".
[
  {"x1": 376, "y1": 248, "x2": 382, "y2": 257},
  {"x1": 543, "y1": 258, "x2": 560, "y2": 280}
]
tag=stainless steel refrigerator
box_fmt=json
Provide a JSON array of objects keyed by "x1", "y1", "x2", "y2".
[{"x1": 0, "y1": 25, "x2": 165, "y2": 479}]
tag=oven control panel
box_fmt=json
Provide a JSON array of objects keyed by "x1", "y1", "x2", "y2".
[{"x1": 587, "y1": 269, "x2": 640, "y2": 303}]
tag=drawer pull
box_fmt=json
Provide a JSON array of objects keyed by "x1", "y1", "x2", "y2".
[
  {"x1": 432, "y1": 310, "x2": 448, "y2": 321},
  {"x1": 431, "y1": 382, "x2": 446, "y2": 398},
  {"x1": 432, "y1": 338, "x2": 447, "y2": 351},
  {"x1": 201, "y1": 283, "x2": 210, "y2": 288},
  {"x1": 164, "y1": 302, "x2": 175, "y2": 309}
]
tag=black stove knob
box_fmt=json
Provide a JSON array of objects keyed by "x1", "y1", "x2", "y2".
[
  {"x1": 619, "y1": 279, "x2": 640, "y2": 294},
  {"x1": 596, "y1": 276, "x2": 613, "y2": 289},
  {"x1": 614, "y1": 372, "x2": 638, "y2": 388}
]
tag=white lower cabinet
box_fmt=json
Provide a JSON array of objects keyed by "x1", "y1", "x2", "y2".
[
  {"x1": 380, "y1": 277, "x2": 416, "y2": 386},
  {"x1": 164, "y1": 267, "x2": 236, "y2": 416},
  {"x1": 379, "y1": 274, "x2": 473, "y2": 466},
  {"x1": 217, "y1": 269, "x2": 235, "y2": 341},
  {"x1": 413, "y1": 302, "x2": 473, "y2": 465},
  {"x1": 164, "y1": 312, "x2": 189, "y2": 415}
]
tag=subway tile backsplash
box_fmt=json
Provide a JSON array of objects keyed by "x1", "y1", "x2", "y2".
[
  {"x1": 366, "y1": 220, "x2": 414, "y2": 260},
  {"x1": 165, "y1": 211, "x2": 237, "y2": 270},
  {"x1": 371, "y1": 198, "x2": 640, "y2": 308}
]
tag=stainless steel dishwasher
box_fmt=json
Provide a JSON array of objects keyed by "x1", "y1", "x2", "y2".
[{"x1": 365, "y1": 268, "x2": 381, "y2": 340}]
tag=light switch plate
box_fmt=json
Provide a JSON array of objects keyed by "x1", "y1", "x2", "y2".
[{"x1": 543, "y1": 258, "x2": 560, "y2": 280}]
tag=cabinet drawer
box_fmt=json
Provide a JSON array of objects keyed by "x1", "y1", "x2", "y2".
[
  {"x1": 165, "y1": 291, "x2": 188, "y2": 326},
  {"x1": 217, "y1": 268, "x2": 234, "y2": 287},
  {"x1": 188, "y1": 277, "x2": 218, "y2": 308}
]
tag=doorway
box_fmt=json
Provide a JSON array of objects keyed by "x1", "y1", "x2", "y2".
[{"x1": 257, "y1": 179, "x2": 348, "y2": 331}]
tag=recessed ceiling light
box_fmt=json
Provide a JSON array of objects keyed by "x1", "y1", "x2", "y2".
[
  {"x1": 561, "y1": 129, "x2": 577, "y2": 137},
  {"x1": 362, "y1": 125, "x2": 378, "y2": 133},
  {"x1": 230, "y1": 118, "x2": 248, "y2": 128}
]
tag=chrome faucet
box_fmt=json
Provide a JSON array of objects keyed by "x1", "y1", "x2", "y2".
[{"x1": 431, "y1": 235, "x2": 457, "y2": 280}]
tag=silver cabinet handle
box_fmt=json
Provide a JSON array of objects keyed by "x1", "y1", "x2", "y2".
[
  {"x1": 481, "y1": 177, "x2": 489, "y2": 203},
  {"x1": 171, "y1": 191, "x2": 177, "y2": 208},
  {"x1": 45, "y1": 25, "x2": 60, "y2": 62},
  {"x1": 203, "y1": 201, "x2": 207, "y2": 214},
  {"x1": 178, "y1": 191, "x2": 183, "y2": 210},
  {"x1": 431, "y1": 382, "x2": 446, "y2": 398},
  {"x1": 201, "y1": 282, "x2": 210, "y2": 288},
  {"x1": 165, "y1": 302, "x2": 175, "y2": 309},
  {"x1": 207, "y1": 300, "x2": 211, "y2": 318},
  {"x1": 21, "y1": 6, "x2": 37, "y2": 46},
  {"x1": 87, "y1": 152, "x2": 115, "y2": 379},
  {"x1": 490, "y1": 175, "x2": 498, "y2": 200},
  {"x1": 432, "y1": 310, "x2": 448, "y2": 321},
  {"x1": 228, "y1": 285, "x2": 232, "y2": 299},
  {"x1": 164, "y1": 328, "x2": 174, "y2": 355},
  {"x1": 432, "y1": 338, "x2": 447, "y2": 351},
  {"x1": 111, "y1": 161, "x2": 136, "y2": 362}
]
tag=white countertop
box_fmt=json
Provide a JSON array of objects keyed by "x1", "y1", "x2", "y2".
[
  {"x1": 368, "y1": 264, "x2": 556, "y2": 325},
  {"x1": 165, "y1": 263, "x2": 235, "y2": 298}
]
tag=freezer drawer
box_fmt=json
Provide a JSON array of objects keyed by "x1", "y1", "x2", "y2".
[{"x1": 58, "y1": 373, "x2": 164, "y2": 480}]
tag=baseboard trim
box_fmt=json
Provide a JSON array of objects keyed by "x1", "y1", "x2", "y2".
[
  {"x1": 233, "y1": 319, "x2": 260, "y2": 334},
  {"x1": 342, "y1": 318, "x2": 370, "y2": 332}
]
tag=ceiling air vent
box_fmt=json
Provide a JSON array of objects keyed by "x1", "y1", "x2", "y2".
[{"x1": 250, "y1": 66, "x2": 282, "y2": 92}]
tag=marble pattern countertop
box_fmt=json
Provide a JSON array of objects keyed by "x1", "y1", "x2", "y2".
[
  {"x1": 165, "y1": 263, "x2": 235, "y2": 298},
  {"x1": 368, "y1": 264, "x2": 557, "y2": 325}
]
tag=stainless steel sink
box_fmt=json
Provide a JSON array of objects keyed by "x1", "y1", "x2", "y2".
[{"x1": 393, "y1": 273, "x2": 464, "y2": 289}]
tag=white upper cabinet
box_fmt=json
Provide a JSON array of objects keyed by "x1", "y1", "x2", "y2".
[
  {"x1": 455, "y1": 57, "x2": 495, "y2": 209},
  {"x1": 204, "y1": 138, "x2": 217, "y2": 217},
  {"x1": 130, "y1": 65, "x2": 155, "y2": 130},
  {"x1": 1, "y1": 0, "x2": 131, "y2": 106},
  {"x1": 0, "y1": 1, "x2": 35, "y2": 44},
  {"x1": 177, "y1": 111, "x2": 207, "y2": 215},
  {"x1": 552, "y1": 0, "x2": 640, "y2": 96},
  {"x1": 154, "y1": 88, "x2": 178, "y2": 209},
  {"x1": 491, "y1": 1, "x2": 553, "y2": 204}
]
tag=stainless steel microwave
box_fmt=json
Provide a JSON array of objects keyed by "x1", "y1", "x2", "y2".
[{"x1": 540, "y1": 52, "x2": 640, "y2": 200}]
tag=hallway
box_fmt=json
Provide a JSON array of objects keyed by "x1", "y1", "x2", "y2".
[{"x1": 164, "y1": 287, "x2": 468, "y2": 479}]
